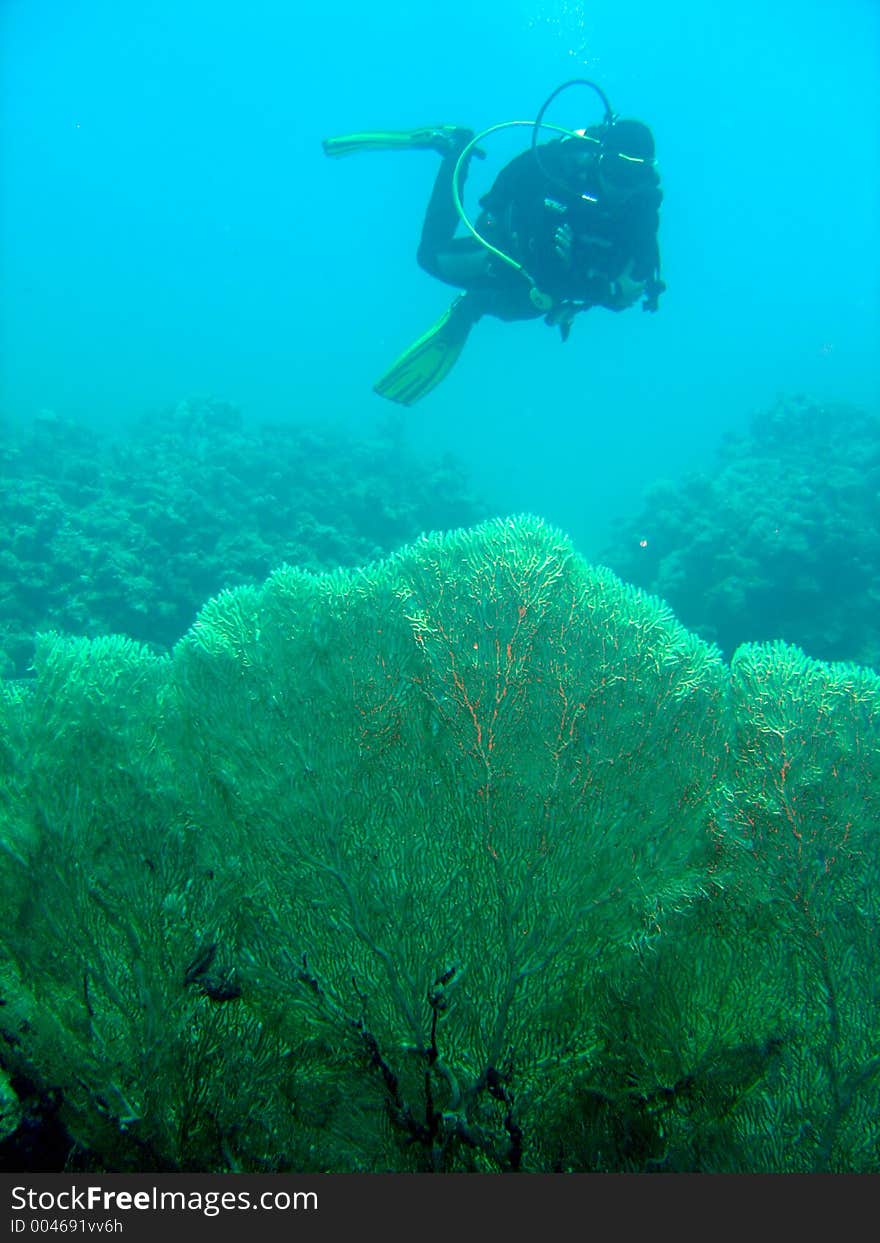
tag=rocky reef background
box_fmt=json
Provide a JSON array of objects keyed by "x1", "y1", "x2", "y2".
[
  {"x1": 603, "y1": 397, "x2": 880, "y2": 669},
  {"x1": 1, "y1": 395, "x2": 878, "y2": 682},
  {"x1": 0, "y1": 398, "x2": 487, "y2": 678}
]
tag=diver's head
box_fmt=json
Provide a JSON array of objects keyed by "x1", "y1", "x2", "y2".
[{"x1": 597, "y1": 118, "x2": 656, "y2": 200}]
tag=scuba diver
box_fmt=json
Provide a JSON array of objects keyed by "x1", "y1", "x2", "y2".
[{"x1": 322, "y1": 81, "x2": 666, "y2": 405}]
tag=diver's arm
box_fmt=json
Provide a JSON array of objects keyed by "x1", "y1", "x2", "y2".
[
  {"x1": 574, "y1": 221, "x2": 664, "y2": 314},
  {"x1": 545, "y1": 264, "x2": 649, "y2": 332},
  {"x1": 629, "y1": 210, "x2": 665, "y2": 310}
]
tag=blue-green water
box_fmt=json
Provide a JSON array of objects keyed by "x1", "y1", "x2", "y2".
[{"x1": 2, "y1": 0, "x2": 878, "y2": 554}]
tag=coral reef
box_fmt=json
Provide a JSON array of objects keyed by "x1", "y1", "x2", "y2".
[
  {"x1": 602, "y1": 396, "x2": 880, "y2": 668},
  {"x1": 0, "y1": 398, "x2": 486, "y2": 677},
  {"x1": 1, "y1": 516, "x2": 877, "y2": 1172}
]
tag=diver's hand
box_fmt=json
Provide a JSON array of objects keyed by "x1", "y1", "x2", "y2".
[
  {"x1": 608, "y1": 262, "x2": 646, "y2": 310},
  {"x1": 642, "y1": 277, "x2": 666, "y2": 311},
  {"x1": 544, "y1": 301, "x2": 579, "y2": 342},
  {"x1": 553, "y1": 222, "x2": 574, "y2": 268}
]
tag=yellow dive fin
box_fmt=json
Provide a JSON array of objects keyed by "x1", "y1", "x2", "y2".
[
  {"x1": 373, "y1": 297, "x2": 477, "y2": 406},
  {"x1": 322, "y1": 126, "x2": 469, "y2": 159}
]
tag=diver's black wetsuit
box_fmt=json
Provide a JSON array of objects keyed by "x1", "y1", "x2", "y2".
[{"x1": 416, "y1": 135, "x2": 662, "y2": 323}]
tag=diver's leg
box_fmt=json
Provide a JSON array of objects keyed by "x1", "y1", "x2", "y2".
[
  {"x1": 414, "y1": 139, "x2": 541, "y2": 321},
  {"x1": 416, "y1": 150, "x2": 492, "y2": 287},
  {"x1": 322, "y1": 125, "x2": 474, "y2": 159}
]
